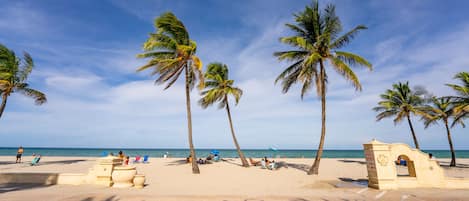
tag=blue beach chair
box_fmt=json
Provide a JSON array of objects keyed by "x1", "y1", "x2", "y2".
[{"x1": 142, "y1": 155, "x2": 149, "y2": 163}]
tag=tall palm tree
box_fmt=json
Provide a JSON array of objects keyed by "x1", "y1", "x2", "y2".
[
  {"x1": 446, "y1": 72, "x2": 469, "y2": 125},
  {"x1": 422, "y1": 97, "x2": 463, "y2": 167},
  {"x1": 274, "y1": 1, "x2": 372, "y2": 175},
  {"x1": 373, "y1": 82, "x2": 427, "y2": 149},
  {"x1": 0, "y1": 44, "x2": 47, "y2": 119},
  {"x1": 136, "y1": 12, "x2": 204, "y2": 174},
  {"x1": 199, "y1": 63, "x2": 249, "y2": 167}
]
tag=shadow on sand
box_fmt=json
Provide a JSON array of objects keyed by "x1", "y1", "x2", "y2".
[
  {"x1": 80, "y1": 195, "x2": 119, "y2": 201},
  {"x1": 0, "y1": 172, "x2": 60, "y2": 193},
  {"x1": 245, "y1": 197, "x2": 319, "y2": 201},
  {"x1": 221, "y1": 158, "x2": 244, "y2": 167},
  {"x1": 284, "y1": 163, "x2": 310, "y2": 173},
  {"x1": 338, "y1": 159, "x2": 367, "y2": 165},
  {"x1": 40, "y1": 159, "x2": 87, "y2": 165},
  {"x1": 0, "y1": 161, "x2": 16, "y2": 165},
  {"x1": 338, "y1": 177, "x2": 368, "y2": 187},
  {"x1": 165, "y1": 159, "x2": 189, "y2": 166},
  {"x1": 439, "y1": 161, "x2": 469, "y2": 169},
  {"x1": 0, "y1": 183, "x2": 53, "y2": 193}
]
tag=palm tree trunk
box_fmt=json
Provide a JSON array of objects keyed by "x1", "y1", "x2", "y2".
[
  {"x1": 308, "y1": 60, "x2": 326, "y2": 175},
  {"x1": 225, "y1": 97, "x2": 249, "y2": 167},
  {"x1": 444, "y1": 119, "x2": 456, "y2": 167},
  {"x1": 185, "y1": 67, "x2": 200, "y2": 174},
  {"x1": 406, "y1": 114, "x2": 420, "y2": 149},
  {"x1": 0, "y1": 94, "x2": 8, "y2": 119}
]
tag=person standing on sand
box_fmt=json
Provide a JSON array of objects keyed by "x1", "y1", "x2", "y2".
[
  {"x1": 118, "y1": 150, "x2": 125, "y2": 159},
  {"x1": 16, "y1": 146, "x2": 24, "y2": 163}
]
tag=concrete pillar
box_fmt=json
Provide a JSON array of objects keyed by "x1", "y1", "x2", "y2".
[
  {"x1": 363, "y1": 139, "x2": 397, "y2": 189},
  {"x1": 92, "y1": 156, "x2": 122, "y2": 186}
]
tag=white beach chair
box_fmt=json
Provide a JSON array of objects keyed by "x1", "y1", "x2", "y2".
[{"x1": 261, "y1": 160, "x2": 267, "y2": 169}]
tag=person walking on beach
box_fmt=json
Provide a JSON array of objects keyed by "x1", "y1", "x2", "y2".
[{"x1": 16, "y1": 146, "x2": 24, "y2": 163}]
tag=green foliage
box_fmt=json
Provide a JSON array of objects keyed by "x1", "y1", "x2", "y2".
[
  {"x1": 274, "y1": 0, "x2": 372, "y2": 99},
  {"x1": 136, "y1": 12, "x2": 204, "y2": 90},
  {"x1": 373, "y1": 82, "x2": 427, "y2": 124},
  {"x1": 446, "y1": 72, "x2": 469, "y2": 125},
  {"x1": 0, "y1": 44, "x2": 47, "y2": 105},
  {"x1": 422, "y1": 97, "x2": 465, "y2": 128},
  {"x1": 199, "y1": 63, "x2": 242, "y2": 109}
]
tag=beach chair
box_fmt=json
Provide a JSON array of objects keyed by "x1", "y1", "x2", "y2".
[
  {"x1": 400, "y1": 159, "x2": 407, "y2": 166},
  {"x1": 142, "y1": 155, "x2": 149, "y2": 163},
  {"x1": 268, "y1": 162, "x2": 277, "y2": 170},
  {"x1": 134, "y1": 155, "x2": 141, "y2": 163},
  {"x1": 249, "y1": 158, "x2": 261, "y2": 166},
  {"x1": 31, "y1": 157, "x2": 41, "y2": 166},
  {"x1": 261, "y1": 160, "x2": 267, "y2": 169}
]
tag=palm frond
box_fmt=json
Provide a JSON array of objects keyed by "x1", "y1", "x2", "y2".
[
  {"x1": 18, "y1": 52, "x2": 33, "y2": 82},
  {"x1": 162, "y1": 66, "x2": 185, "y2": 89},
  {"x1": 0, "y1": 72, "x2": 12, "y2": 80},
  {"x1": 199, "y1": 62, "x2": 242, "y2": 109},
  {"x1": 136, "y1": 51, "x2": 174, "y2": 59},
  {"x1": 285, "y1": 23, "x2": 308, "y2": 38},
  {"x1": 330, "y1": 56, "x2": 361, "y2": 91},
  {"x1": 142, "y1": 33, "x2": 178, "y2": 51},
  {"x1": 334, "y1": 51, "x2": 372, "y2": 70},
  {"x1": 446, "y1": 84, "x2": 469, "y2": 97},
  {"x1": 275, "y1": 60, "x2": 303, "y2": 84},
  {"x1": 230, "y1": 87, "x2": 243, "y2": 105},
  {"x1": 279, "y1": 36, "x2": 314, "y2": 51},
  {"x1": 322, "y1": 3, "x2": 341, "y2": 41},
  {"x1": 155, "y1": 12, "x2": 190, "y2": 45},
  {"x1": 17, "y1": 87, "x2": 47, "y2": 105},
  {"x1": 275, "y1": 0, "x2": 370, "y2": 104},
  {"x1": 330, "y1": 25, "x2": 367, "y2": 49},
  {"x1": 374, "y1": 82, "x2": 429, "y2": 127},
  {"x1": 274, "y1": 50, "x2": 309, "y2": 62},
  {"x1": 375, "y1": 110, "x2": 399, "y2": 121}
]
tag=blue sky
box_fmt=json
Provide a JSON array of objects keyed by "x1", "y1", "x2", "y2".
[{"x1": 0, "y1": 0, "x2": 468, "y2": 149}]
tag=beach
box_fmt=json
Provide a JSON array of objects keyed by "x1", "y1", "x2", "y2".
[{"x1": 1, "y1": 156, "x2": 469, "y2": 201}]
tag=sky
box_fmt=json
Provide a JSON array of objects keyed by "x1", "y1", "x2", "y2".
[{"x1": 0, "y1": 0, "x2": 468, "y2": 149}]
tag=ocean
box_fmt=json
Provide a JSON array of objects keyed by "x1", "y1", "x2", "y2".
[{"x1": 1, "y1": 147, "x2": 468, "y2": 158}]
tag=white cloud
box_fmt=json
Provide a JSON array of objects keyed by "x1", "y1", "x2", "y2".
[{"x1": 45, "y1": 74, "x2": 103, "y2": 91}]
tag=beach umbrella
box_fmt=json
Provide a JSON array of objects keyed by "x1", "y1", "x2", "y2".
[
  {"x1": 269, "y1": 146, "x2": 279, "y2": 158},
  {"x1": 210, "y1": 149, "x2": 219, "y2": 155}
]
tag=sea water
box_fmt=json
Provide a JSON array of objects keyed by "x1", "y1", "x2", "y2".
[{"x1": 0, "y1": 147, "x2": 468, "y2": 158}]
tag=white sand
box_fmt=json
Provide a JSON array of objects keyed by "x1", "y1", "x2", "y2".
[{"x1": 1, "y1": 156, "x2": 469, "y2": 201}]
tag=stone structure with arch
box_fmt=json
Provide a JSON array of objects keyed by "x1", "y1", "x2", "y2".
[{"x1": 363, "y1": 139, "x2": 469, "y2": 189}]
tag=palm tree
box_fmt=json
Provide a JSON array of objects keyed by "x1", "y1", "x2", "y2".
[
  {"x1": 446, "y1": 72, "x2": 469, "y2": 125},
  {"x1": 373, "y1": 82, "x2": 428, "y2": 149},
  {"x1": 199, "y1": 63, "x2": 249, "y2": 167},
  {"x1": 422, "y1": 97, "x2": 463, "y2": 167},
  {"x1": 136, "y1": 12, "x2": 204, "y2": 174},
  {"x1": 0, "y1": 44, "x2": 47, "y2": 119},
  {"x1": 274, "y1": 1, "x2": 372, "y2": 175}
]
